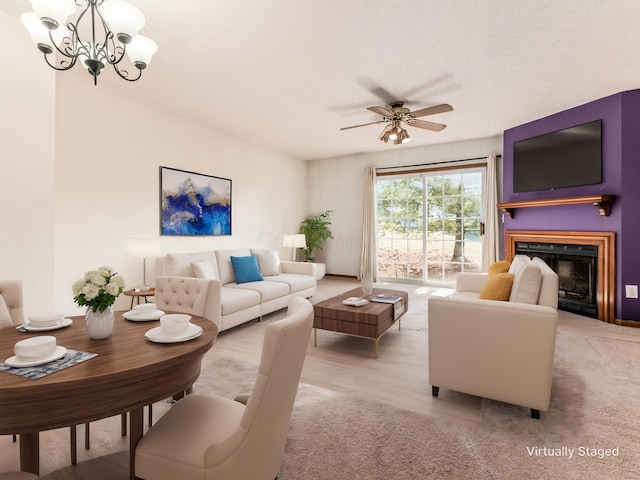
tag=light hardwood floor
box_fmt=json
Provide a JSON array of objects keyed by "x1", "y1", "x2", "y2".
[{"x1": 0, "y1": 276, "x2": 608, "y2": 477}]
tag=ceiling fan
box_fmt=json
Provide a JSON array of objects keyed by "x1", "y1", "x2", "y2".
[{"x1": 341, "y1": 101, "x2": 453, "y2": 144}]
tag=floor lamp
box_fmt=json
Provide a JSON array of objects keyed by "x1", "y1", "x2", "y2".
[
  {"x1": 127, "y1": 237, "x2": 162, "y2": 291},
  {"x1": 282, "y1": 234, "x2": 306, "y2": 262}
]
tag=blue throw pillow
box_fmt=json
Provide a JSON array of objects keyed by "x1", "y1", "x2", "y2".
[{"x1": 230, "y1": 255, "x2": 264, "y2": 284}]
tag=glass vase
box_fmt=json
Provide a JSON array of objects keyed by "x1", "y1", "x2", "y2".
[{"x1": 86, "y1": 306, "x2": 114, "y2": 339}]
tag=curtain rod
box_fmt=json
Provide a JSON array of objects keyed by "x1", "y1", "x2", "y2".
[{"x1": 376, "y1": 154, "x2": 501, "y2": 171}]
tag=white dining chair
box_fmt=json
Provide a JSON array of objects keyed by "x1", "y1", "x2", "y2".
[{"x1": 135, "y1": 296, "x2": 313, "y2": 480}]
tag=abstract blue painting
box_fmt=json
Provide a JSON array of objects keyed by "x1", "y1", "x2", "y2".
[{"x1": 160, "y1": 167, "x2": 232, "y2": 236}]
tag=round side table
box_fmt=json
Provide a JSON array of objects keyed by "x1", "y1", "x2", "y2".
[{"x1": 124, "y1": 288, "x2": 155, "y2": 309}]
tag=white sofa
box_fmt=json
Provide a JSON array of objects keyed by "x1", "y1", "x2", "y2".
[
  {"x1": 154, "y1": 249, "x2": 316, "y2": 332},
  {"x1": 428, "y1": 255, "x2": 559, "y2": 418}
]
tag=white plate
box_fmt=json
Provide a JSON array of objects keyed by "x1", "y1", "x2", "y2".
[
  {"x1": 123, "y1": 310, "x2": 165, "y2": 321},
  {"x1": 17, "y1": 318, "x2": 73, "y2": 332},
  {"x1": 145, "y1": 323, "x2": 203, "y2": 343},
  {"x1": 4, "y1": 346, "x2": 68, "y2": 367}
]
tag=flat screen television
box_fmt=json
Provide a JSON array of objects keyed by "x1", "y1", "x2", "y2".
[{"x1": 512, "y1": 119, "x2": 602, "y2": 193}]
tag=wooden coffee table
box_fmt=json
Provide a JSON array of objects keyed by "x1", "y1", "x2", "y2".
[{"x1": 313, "y1": 288, "x2": 408, "y2": 358}]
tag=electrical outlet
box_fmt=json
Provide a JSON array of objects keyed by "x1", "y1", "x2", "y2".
[{"x1": 625, "y1": 285, "x2": 638, "y2": 299}]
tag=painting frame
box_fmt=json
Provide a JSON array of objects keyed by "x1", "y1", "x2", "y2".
[{"x1": 160, "y1": 166, "x2": 232, "y2": 236}]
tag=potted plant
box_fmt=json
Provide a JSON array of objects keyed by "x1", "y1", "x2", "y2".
[{"x1": 299, "y1": 210, "x2": 334, "y2": 262}]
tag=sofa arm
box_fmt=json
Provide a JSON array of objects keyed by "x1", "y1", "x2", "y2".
[
  {"x1": 428, "y1": 296, "x2": 558, "y2": 412},
  {"x1": 455, "y1": 272, "x2": 489, "y2": 293},
  {"x1": 280, "y1": 261, "x2": 316, "y2": 277}
]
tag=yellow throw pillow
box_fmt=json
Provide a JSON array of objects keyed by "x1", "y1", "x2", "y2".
[
  {"x1": 488, "y1": 259, "x2": 511, "y2": 276},
  {"x1": 479, "y1": 272, "x2": 515, "y2": 301}
]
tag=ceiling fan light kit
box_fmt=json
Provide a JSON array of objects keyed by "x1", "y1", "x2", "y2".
[
  {"x1": 21, "y1": 0, "x2": 157, "y2": 85},
  {"x1": 342, "y1": 101, "x2": 453, "y2": 146}
]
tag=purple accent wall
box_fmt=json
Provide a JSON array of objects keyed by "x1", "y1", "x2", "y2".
[{"x1": 503, "y1": 90, "x2": 640, "y2": 322}]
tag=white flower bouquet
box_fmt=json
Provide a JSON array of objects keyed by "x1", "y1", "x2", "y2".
[{"x1": 72, "y1": 266, "x2": 126, "y2": 313}]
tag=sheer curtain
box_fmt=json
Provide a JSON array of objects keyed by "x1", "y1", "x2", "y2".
[
  {"x1": 482, "y1": 154, "x2": 500, "y2": 270},
  {"x1": 359, "y1": 166, "x2": 378, "y2": 282}
]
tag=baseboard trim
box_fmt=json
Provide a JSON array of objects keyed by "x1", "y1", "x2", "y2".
[{"x1": 615, "y1": 318, "x2": 640, "y2": 328}]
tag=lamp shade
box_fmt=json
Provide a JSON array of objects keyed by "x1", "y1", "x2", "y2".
[
  {"x1": 282, "y1": 234, "x2": 306, "y2": 249},
  {"x1": 29, "y1": 0, "x2": 76, "y2": 28},
  {"x1": 126, "y1": 35, "x2": 158, "y2": 68},
  {"x1": 21, "y1": 12, "x2": 68, "y2": 51},
  {"x1": 127, "y1": 237, "x2": 161, "y2": 258},
  {"x1": 100, "y1": 0, "x2": 145, "y2": 42}
]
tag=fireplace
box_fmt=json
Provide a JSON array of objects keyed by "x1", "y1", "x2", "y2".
[{"x1": 505, "y1": 231, "x2": 615, "y2": 323}]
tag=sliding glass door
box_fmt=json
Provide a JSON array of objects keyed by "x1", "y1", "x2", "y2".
[{"x1": 377, "y1": 166, "x2": 485, "y2": 284}]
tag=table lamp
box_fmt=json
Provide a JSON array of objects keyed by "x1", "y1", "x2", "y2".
[
  {"x1": 127, "y1": 237, "x2": 162, "y2": 291},
  {"x1": 282, "y1": 234, "x2": 306, "y2": 262}
]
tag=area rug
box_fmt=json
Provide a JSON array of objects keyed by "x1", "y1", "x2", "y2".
[{"x1": 40, "y1": 317, "x2": 640, "y2": 480}]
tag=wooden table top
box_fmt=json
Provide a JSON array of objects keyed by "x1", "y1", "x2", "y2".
[
  {"x1": 313, "y1": 287, "x2": 408, "y2": 316},
  {"x1": 0, "y1": 312, "x2": 218, "y2": 434}
]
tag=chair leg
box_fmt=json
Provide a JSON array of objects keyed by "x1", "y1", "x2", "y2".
[
  {"x1": 531, "y1": 409, "x2": 540, "y2": 419},
  {"x1": 12, "y1": 434, "x2": 16, "y2": 442},
  {"x1": 431, "y1": 386, "x2": 439, "y2": 397},
  {"x1": 148, "y1": 403, "x2": 153, "y2": 428}
]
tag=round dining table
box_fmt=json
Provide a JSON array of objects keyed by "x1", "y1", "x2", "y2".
[{"x1": 0, "y1": 312, "x2": 218, "y2": 480}]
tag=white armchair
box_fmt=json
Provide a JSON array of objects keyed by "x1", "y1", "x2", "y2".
[
  {"x1": 0, "y1": 280, "x2": 25, "y2": 327},
  {"x1": 428, "y1": 256, "x2": 559, "y2": 418}
]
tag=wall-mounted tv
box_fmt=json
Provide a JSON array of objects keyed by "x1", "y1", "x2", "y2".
[{"x1": 513, "y1": 119, "x2": 602, "y2": 193}]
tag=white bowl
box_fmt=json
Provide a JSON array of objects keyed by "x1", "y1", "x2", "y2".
[
  {"x1": 160, "y1": 314, "x2": 191, "y2": 337},
  {"x1": 14, "y1": 336, "x2": 57, "y2": 360},
  {"x1": 27, "y1": 312, "x2": 64, "y2": 328},
  {"x1": 133, "y1": 303, "x2": 157, "y2": 314}
]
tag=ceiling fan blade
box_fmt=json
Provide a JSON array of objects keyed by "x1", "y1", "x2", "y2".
[
  {"x1": 367, "y1": 106, "x2": 394, "y2": 117},
  {"x1": 340, "y1": 120, "x2": 387, "y2": 131},
  {"x1": 409, "y1": 119, "x2": 447, "y2": 132},
  {"x1": 408, "y1": 103, "x2": 454, "y2": 118}
]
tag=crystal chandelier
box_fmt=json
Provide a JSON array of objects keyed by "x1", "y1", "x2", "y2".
[{"x1": 21, "y1": 0, "x2": 157, "y2": 85}]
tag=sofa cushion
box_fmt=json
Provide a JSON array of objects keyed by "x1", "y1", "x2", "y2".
[
  {"x1": 508, "y1": 255, "x2": 530, "y2": 274},
  {"x1": 251, "y1": 249, "x2": 280, "y2": 277},
  {"x1": 215, "y1": 249, "x2": 252, "y2": 284},
  {"x1": 488, "y1": 260, "x2": 511, "y2": 276},
  {"x1": 220, "y1": 287, "x2": 261, "y2": 315},
  {"x1": 264, "y1": 274, "x2": 315, "y2": 293},
  {"x1": 509, "y1": 257, "x2": 542, "y2": 304},
  {"x1": 191, "y1": 257, "x2": 219, "y2": 280},
  {"x1": 165, "y1": 252, "x2": 218, "y2": 278},
  {"x1": 230, "y1": 255, "x2": 264, "y2": 284},
  {"x1": 532, "y1": 257, "x2": 559, "y2": 309},
  {"x1": 228, "y1": 280, "x2": 289, "y2": 302},
  {"x1": 478, "y1": 273, "x2": 514, "y2": 301}
]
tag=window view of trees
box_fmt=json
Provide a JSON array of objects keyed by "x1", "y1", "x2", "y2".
[{"x1": 377, "y1": 168, "x2": 483, "y2": 283}]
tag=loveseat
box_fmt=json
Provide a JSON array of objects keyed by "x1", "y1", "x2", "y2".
[
  {"x1": 154, "y1": 249, "x2": 316, "y2": 332},
  {"x1": 428, "y1": 255, "x2": 559, "y2": 418}
]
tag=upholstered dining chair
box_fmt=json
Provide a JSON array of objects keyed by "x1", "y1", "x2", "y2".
[{"x1": 135, "y1": 296, "x2": 314, "y2": 480}]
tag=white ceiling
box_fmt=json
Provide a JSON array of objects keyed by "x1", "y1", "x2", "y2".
[{"x1": 4, "y1": 0, "x2": 640, "y2": 160}]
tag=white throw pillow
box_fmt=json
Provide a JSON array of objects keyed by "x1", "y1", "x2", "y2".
[
  {"x1": 251, "y1": 249, "x2": 280, "y2": 277},
  {"x1": 0, "y1": 296, "x2": 13, "y2": 328},
  {"x1": 191, "y1": 258, "x2": 218, "y2": 280},
  {"x1": 509, "y1": 257, "x2": 542, "y2": 304}
]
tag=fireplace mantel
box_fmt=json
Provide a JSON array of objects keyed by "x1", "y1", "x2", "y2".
[
  {"x1": 497, "y1": 195, "x2": 615, "y2": 219},
  {"x1": 505, "y1": 230, "x2": 615, "y2": 323}
]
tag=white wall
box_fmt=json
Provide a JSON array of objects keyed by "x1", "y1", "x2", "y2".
[
  {"x1": 0, "y1": 11, "x2": 56, "y2": 313},
  {"x1": 53, "y1": 74, "x2": 307, "y2": 314},
  {"x1": 307, "y1": 136, "x2": 503, "y2": 276}
]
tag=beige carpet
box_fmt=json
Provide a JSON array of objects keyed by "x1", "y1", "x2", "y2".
[{"x1": 35, "y1": 297, "x2": 640, "y2": 479}]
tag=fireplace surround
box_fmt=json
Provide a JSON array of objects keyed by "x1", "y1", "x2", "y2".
[{"x1": 505, "y1": 231, "x2": 615, "y2": 323}]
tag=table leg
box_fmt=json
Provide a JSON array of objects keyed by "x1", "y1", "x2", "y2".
[
  {"x1": 19, "y1": 432, "x2": 39, "y2": 475},
  {"x1": 129, "y1": 407, "x2": 144, "y2": 480},
  {"x1": 313, "y1": 328, "x2": 317, "y2": 347},
  {"x1": 374, "y1": 339, "x2": 379, "y2": 359}
]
